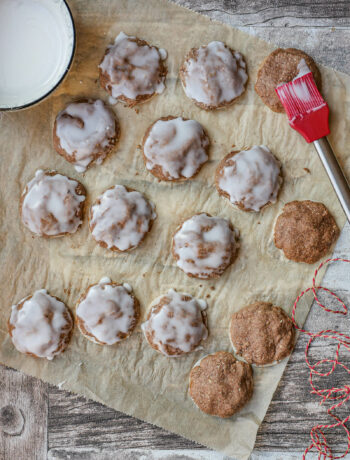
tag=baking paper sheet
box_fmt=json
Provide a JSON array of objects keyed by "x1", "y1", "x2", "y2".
[{"x1": 1, "y1": 0, "x2": 350, "y2": 458}]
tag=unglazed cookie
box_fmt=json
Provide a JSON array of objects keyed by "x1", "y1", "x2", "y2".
[
  {"x1": 53, "y1": 99, "x2": 119, "y2": 173},
  {"x1": 189, "y1": 351, "x2": 253, "y2": 418},
  {"x1": 179, "y1": 41, "x2": 248, "y2": 110},
  {"x1": 230, "y1": 302, "x2": 295, "y2": 366},
  {"x1": 274, "y1": 200, "x2": 339, "y2": 264},
  {"x1": 76, "y1": 277, "x2": 139, "y2": 345},
  {"x1": 141, "y1": 289, "x2": 208, "y2": 357},
  {"x1": 8, "y1": 290, "x2": 73, "y2": 360},
  {"x1": 89, "y1": 185, "x2": 156, "y2": 252},
  {"x1": 172, "y1": 213, "x2": 238, "y2": 280},
  {"x1": 255, "y1": 48, "x2": 322, "y2": 113},
  {"x1": 99, "y1": 32, "x2": 167, "y2": 107},
  {"x1": 21, "y1": 170, "x2": 86, "y2": 237},
  {"x1": 142, "y1": 116, "x2": 210, "y2": 181},
  {"x1": 215, "y1": 145, "x2": 282, "y2": 212}
]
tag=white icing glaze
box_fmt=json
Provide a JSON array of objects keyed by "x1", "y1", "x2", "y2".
[
  {"x1": 173, "y1": 213, "x2": 237, "y2": 279},
  {"x1": 99, "y1": 31, "x2": 166, "y2": 101},
  {"x1": 55, "y1": 100, "x2": 116, "y2": 172},
  {"x1": 218, "y1": 146, "x2": 282, "y2": 212},
  {"x1": 21, "y1": 170, "x2": 85, "y2": 236},
  {"x1": 143, "y1": 117, "x2": 209, "y2": 180},
  {"x1": 9, "y1": 289, "x2": 72, "y2": 360},
  {"x1": 90, "y1": 185, "x2": 156, "y2": 251},
  {"x1": 141, "y1": 289, "x2": 208, "y2": 356},
  {"x1": 76, "y1": 278, "x2": 137, "y2": 345},
  {"x1": 295, "y1": 58, "x2": 312, "y2": 79},
  {"x1": 181, "y1": 41, "x2": 247, "y2": 107}
]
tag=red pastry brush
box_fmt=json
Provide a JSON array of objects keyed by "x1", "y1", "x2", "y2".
[{"x1": 275, "y1": 69, "x2": 350, "y2": 222}]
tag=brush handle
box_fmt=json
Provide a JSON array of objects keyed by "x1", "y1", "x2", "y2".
[{"x1": 313, "y1": 137, "x2": 350, "y2": 223}]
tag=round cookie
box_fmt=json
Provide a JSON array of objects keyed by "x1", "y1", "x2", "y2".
[
  {"x1": 179, "y1": 41, "x2": 248, "y2": 110},
  {"x1": 89, "y1": 184, "x2": 156, "y2": 252},
  {"x1": 99, "y1": 31, "x2": 167, "y2": 107},
  {"x1": 53, "y1": 99, "x2": 119, "y2": 173},
  {"x1": 142, "y1": 116, "x2": 210, "y2": 181},
  {"x1": 8, "y1": 289, "x2": 73, "y2": 360},
  {"x1": 215, "y1": 145, "x2": 282, "y2": 212},
  {"x1": 172, "y1": 213, "x2": 238, "y2": 280},
  {"x1": 255, "y1": 48, "x2": 322, "y2": 113},
  {"x1": 20, "y1": 170, "x2": 86, "y2": 238},
  {"x1": 76, "y1": 277, "x2": 139, "y2": 345},
  {"x1": 230, "y1": 302, "x2": 295, "y2": 366},
  {"x1": 274, "y1": 200, "x2": 339, "y2": 264},
  {"x1": 189, "y1": 351, "x2": 253, "y2": 418},
  {"x1": 141, "y1": 289, "x2": 208, "y2": 357}
]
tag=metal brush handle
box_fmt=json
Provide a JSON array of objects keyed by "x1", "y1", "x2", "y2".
[{"x1": 313, "y1": 137, "x2": 350, "y2": 223}]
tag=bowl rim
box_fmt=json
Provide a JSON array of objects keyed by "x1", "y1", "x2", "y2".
[{"x1": 0, "y1": 0, "x2": 76, "y2": 112}]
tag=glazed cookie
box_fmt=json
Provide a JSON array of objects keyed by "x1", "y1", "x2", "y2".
[
  {"x1": 21, "y1": 170, "x2": 86, "y2": 237},
  {"x1": 8, "y1": 289, "x2": 73, "y2": 360},
  {"x1": 179, "y1": 41, "x2": 248, "y2": 110},
  {"x1": 142, "y1": 116, "x2": 210, "y2": 181},
  {"x1": 53, "y1": 99, "x2": 119, "y2": 173},
  {"x1": 99, "y1": 32, "x2": 167, "y2": 107},
  {"x1": 255, "y1": 48, "x2": 322, "y2": 113},
  {"x1": 189, "y1": 351, "x2": 253, "y2": 418},
  {"x1": 274, "y1": 200, "x2": 339, "y2": 264},
  {"x1": 141, "y1": 289, "x2": 208, "y2": 357},
  {"x1": 76, "y1": 277, "x2": 139, "y2": 345},
  {"x1": 215, "y1": 145, "x2": 282, "y2": 212},
  {"x1": 172, "y1": 213, "x2": 238, "y2": 280},
  {"x1": 89, "y1": 185, "x2": 156, "y2": 252},
  {"x1": 230, "y1": 302, "x2": 295, "y2": 366}
]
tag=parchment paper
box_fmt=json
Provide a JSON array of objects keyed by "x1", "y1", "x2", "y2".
[{"x1": 1, "y1": 1, "x2": 350, "y2": 458}]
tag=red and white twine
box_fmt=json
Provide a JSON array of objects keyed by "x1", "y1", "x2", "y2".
[{"x1": 292, "y1": 258, "x2": 350, "y2": 459}]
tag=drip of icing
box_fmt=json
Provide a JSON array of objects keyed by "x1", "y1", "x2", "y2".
[
  {"x1": 99, "y1": 31, "x2": 166, "y2": 100},
  {"x1": 76, "y1": 280, "x2": 136, "y2": 345},
  {"x1": 182, "y1": 41, "x2": 247, "y2": 107},
  {"x1": 21, "y1": 170, "x2": 85, "y2": 236},
  {"x1": 295, "y1": 58, "x2": 312, "y2": 79},
  {"x1": 144, "y1": 117, "x2": 209, "y2": 180},
  {"x1": 90, "y1": 185, "x2": 156, "y2": 251},
  {"x1": 173, "y1": 213, "x2": 237, "y2": 278},
  {"x1": 9, "y1": 289, "x2": 71, "y2": 360},
  {"x1": 55, "y1": 100, "x2": 116, "y2": 172},
  {"x1": 141, "y1": 289, "x2": 208, "y2": 356},
  {"x1": 218, "y1": 146, "x2": 282, "y2": 212}
]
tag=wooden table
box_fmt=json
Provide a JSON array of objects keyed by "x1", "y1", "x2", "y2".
[{"x1": 1, "y1": 2, "x2": 350, "y2": 459}]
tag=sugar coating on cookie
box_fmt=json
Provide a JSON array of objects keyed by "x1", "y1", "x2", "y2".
[
  {"x1": 172, "y1": 213, "x2": 238, "y2": 280},
  {"x1": 142, "y1": 116, "x2": 209, "y2": 181},
  {"x1": 179, "y1": 41, "x2": 248, "y2": 110},
  {"x1": 141, "y1": 289, "x2": 208, "y2": 357},
  {"x1": 274, "y1": 200, "x2": 339, "y2": 264},
  {"x1": 230, "y1": 302, "x2": 295, "y2": 366},
  {"x1": 89, "y1": 185, "x2": 156, "y2": 252},
  {"x1": 215, "y1": 146, "x2": 282, "y2": 212},
  {"x1": 21, "y1": 170, "x2": 86, "y2": 237},
  {"x1": 76, "y1": 277, "x2": 139, "y2": 345},
  {"x1": 53, "y1": 100, "x2": 119, "y2": 173},
  {"x1": 189, "y1": 351, "x2": 253, "y2": 418},
  {"x1": 8, "y1": 290, "x2": 73, "y2": 360},
  {"x1": 99, "y1": 32, "x2": 167, "y2": 106}
]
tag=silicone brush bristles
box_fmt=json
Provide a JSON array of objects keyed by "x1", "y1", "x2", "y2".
[{"x1": 275, "y1": 72, "x2": 330, "y2": 143}]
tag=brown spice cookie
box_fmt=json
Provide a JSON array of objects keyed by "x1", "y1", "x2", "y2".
[
  {"x1": 20, "y1": 170, "x2": 86, "y2": 238},
  {"x1": 255, "y1": 48, "x2": 322, "y2": 113},
  {"x1": 179, "y1": 41, "x2": 248, "y2": 110},
  {"x1": 189, "y1": 351, "x2": 254, "y2": 418},
  {"x1": 142, "y1": 116, "x2": 210, "y2": 181},
  {"x1": 99, "y1": 32, "x2": 167, "y2": 107},
  {"x1": 230, "y1": 302, "x2": 295, "y2": 366},
  {"x1": 53, "y1": 99, "x2": 119, "y2": 173},
  {"x1": 274, "y1": 200, "x2": 339, "y2": 264},
  {"x1": 141, "y1": 289, "x2": 208, "y2": 357}
]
